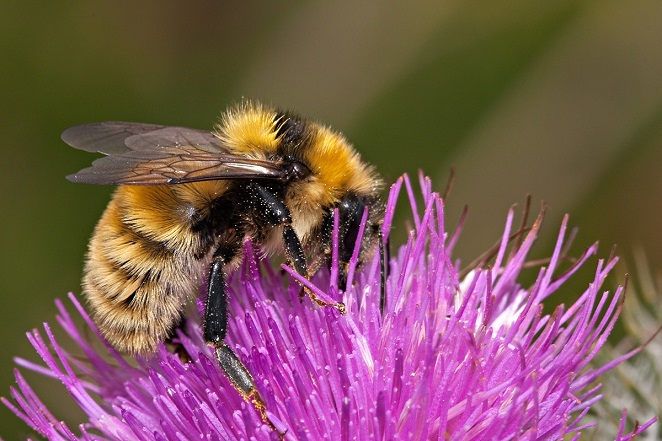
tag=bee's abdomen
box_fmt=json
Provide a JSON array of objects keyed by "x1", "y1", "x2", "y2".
[{"x1": 83, "y1": 187, "x2": 212, "y2": 354}]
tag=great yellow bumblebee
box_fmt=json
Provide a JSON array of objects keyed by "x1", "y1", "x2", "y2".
[{"x1": 62, "y1": 101, "x2": 384, "y2": 424}]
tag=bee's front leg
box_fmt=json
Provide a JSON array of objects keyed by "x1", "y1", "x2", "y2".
[{"x1": 246, "y1": 182, "x2": 345, "y2": 314}]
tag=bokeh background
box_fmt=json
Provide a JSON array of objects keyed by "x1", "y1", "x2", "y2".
[{"x1": 2, "y1": 1, "x2": 662, "y2": 438}]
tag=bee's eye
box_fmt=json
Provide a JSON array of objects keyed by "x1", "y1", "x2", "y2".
[{"x1": 284, "y1": 159, "x2": 311, "y2": 181}]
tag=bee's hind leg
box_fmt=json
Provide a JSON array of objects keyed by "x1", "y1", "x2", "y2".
[{"x1": 204, "y1": 247, "x2": 285, "y2": 437}]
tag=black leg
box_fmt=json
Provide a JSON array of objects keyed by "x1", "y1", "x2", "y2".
[
  {"x1": 203, "y1": 248, "x2": 283, "y2": 436},
  {"x1": 282, "y1": 224, "x2": 307, "y2": 278},
  {"x1": 203, "y1": 256, "x2": 228, "y2": 345},
  {"x1": 165, "y1": 316, "x2": 192, "y2": 363},
  {"x1": 318, "y1": 193, "x2": 383, "y2": 313},
  {"x1": 379, "y1": 230, "x2": 386, "y2": 315},
  {"x1": 248, "y1": 182, "x2": 345, "y2": 313}
]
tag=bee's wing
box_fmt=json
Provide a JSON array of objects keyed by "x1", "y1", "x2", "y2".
[{"x1": 62, "y1": 122, "x2": 288, "y2": 185}]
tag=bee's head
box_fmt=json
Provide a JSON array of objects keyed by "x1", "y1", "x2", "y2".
[{"x1": 321, "y1": 191, "x2": 384, "y2": 290}]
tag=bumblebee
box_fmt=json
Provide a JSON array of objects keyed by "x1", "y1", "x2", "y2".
[{"x1": 62, "y1": 101, "x2": 384, "y2": 422}]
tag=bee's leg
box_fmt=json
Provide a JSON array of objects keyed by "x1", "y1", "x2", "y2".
[
  {"x1": 203, "y1": 251, "x2": 230, "y2": 348},
  {"x1": 379, "y1": 230, "x2": 386, "y2": 315},
  {"x1": 283, "y1": 224, "x2": 345, "y2": 314},
  {"x1": 246, "y1": 182, "x2": 345, "y2": 314},
  {"x1": 165, "y1": 315, "x2": 192, "y2": 363},
  {"x1": 203, "y1": 248, "x2": 284, "y2": 436}
]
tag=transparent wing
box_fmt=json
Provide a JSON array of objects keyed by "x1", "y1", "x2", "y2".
[{"x1": 62, "y1": 122, "x2": 288, "y2": 185}]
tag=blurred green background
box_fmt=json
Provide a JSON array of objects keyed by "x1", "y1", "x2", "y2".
[{"x1": 2, "y1": 0, "x2": 662, "y2": 438}]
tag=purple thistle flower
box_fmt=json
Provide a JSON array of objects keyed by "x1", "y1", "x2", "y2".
[{"x1": 3, "y1": 174, "x2": 657, "y2": 440}]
